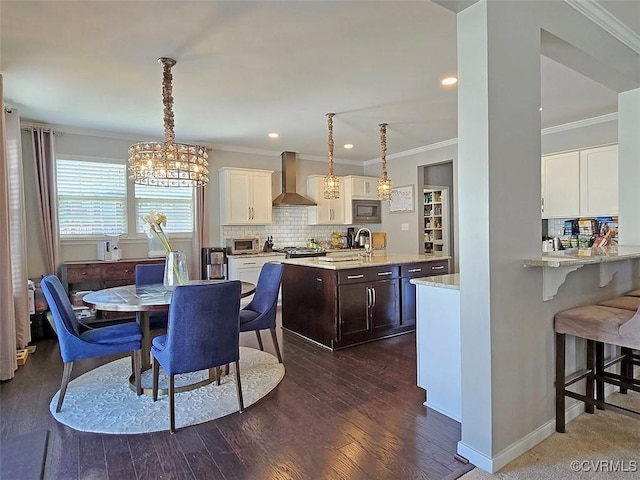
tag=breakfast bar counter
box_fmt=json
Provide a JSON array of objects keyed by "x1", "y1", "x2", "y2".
[
  {"x1": 523, "y1": 245, "x2": 640, "y2": 301},
  {"x1": 281, "y1": 254, "x2": 450, "y2": 350}
]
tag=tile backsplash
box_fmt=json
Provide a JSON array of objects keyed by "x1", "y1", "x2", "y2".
[{"x1": 221, "y1": 206, "x2": 357, "y2": 248}]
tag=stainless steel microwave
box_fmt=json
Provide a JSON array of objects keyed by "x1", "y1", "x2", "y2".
[
  {"x1": 226, "y1": 237, "x2": 260, "y2": 255},
  {"x1": 352, "y1": 199, "x2": 381, "y2": 224}
]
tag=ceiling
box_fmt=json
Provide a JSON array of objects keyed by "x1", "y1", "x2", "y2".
[{"x1": 2, "y1": 1, "x2": 639, "y2": 163}]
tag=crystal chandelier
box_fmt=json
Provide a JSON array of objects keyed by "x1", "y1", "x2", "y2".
[
  {"x1": 377, "y1": 123, "x2": 392, "y2": 200},
  {"x1": 323, "y1": 113, "x2": 340, "y2": 199},
  {"x1": 128, "y1": 58, "x2": 209, "y2": 187}
]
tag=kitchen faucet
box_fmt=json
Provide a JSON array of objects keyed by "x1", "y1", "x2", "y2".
[{"x1": 355, "y1": 227, "x2": 373, "y2": 259}]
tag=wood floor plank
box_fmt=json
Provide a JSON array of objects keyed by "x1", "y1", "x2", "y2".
[{"x1": 2, "y1": 310, "x2": 467, "y2": 479}]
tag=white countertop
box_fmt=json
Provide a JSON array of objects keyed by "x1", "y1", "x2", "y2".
[
  {"x1": 522, "y1": 245, "x2": 640, "y2": 268},
  {"x1": 411, "y1": 273, "x2": 459, "y2": 290},
  {"x1": 280, "y1": 253, "x2": 450, "y2": 270},
  {"x1": 227, "y1": 252, "x2": 286, "y2": 258}
]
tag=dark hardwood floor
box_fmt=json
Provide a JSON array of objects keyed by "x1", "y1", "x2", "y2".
[{"x1": 1, "y1": 310, "x2": 472, "y2": 480}]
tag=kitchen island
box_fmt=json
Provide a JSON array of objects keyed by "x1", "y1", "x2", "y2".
[{"x1": 280, "y1": 253, "x2": 450, "y2": 350}]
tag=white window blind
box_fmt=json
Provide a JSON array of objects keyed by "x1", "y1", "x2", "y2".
[
  {"x1": 135, "y1": 185, "x2": 193, "y2": 233},
  {"x1": 57, "y1": 159, "x2": 127, "y2": 236}
]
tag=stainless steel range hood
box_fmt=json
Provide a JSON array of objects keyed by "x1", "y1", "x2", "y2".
[{"x1": 272, "y1": 151, "x2": 316, "y2": 206}]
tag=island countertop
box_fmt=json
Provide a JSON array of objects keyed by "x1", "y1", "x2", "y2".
[
  {"x1": 411, "y1": 273, "x2": 460, "y2": 290},
  {"x1": 280, "y1": 253, "x2": 451, "y2": 270},
  {"x1": 522, "y1": 245, "x2": 640, "y2": 268}
]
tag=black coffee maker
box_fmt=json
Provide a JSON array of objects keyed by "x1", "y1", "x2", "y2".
[{"x1": 346, "y1": 227, "x2": 356, "y2": 248}]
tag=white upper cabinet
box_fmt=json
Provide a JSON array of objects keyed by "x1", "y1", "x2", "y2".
[
  {"x1": 541, "y1": 145, "x2": 618, "y2": 219},
  {"x1": 219, "y1": 167, "x2": 273, "y2": 225},
  {"x1": 541, "y1": 151, "x2": 580, "y2": 219},
  {"x1": 306, "y1": 175, "x2": 346, "y2": 225},
  {"x1": 579, "y1": 145, "x2": 618, "y2": 217},
  {"x1": 344, "y1": 175, "x2": 379, "y2": 200}
]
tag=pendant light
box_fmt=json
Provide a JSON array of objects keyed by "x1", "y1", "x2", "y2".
[
  {"x1": 323, "y1": 113, "x2": 340, "y2": 199},
  {"x1": 128, "y1": 58, "x2": 209, "y2": 187},
  {"x1": 377, "y1": 123, "x2": 392, "y2": 200}
]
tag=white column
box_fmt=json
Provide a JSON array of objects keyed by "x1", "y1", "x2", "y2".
[{"x1": 618, "y1": 88, "x2": 640, "y2": 245}]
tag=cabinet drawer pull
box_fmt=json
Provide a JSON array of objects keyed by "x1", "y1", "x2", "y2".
[
  {"x1": 431, "y1": 265, "x2": 445, "y2": 270},
  {"x1": 347, "y1": 274, "x2": 364, "y2": 279},
  {"x1": 316, "y1": 278, "x2": 323, "y2": 282},
  {"x1": 243, "y1": 262, "x2": 257, "y2": 266},
  {"x1": 377, "y1": 272, "x2": 393, "y2": 276},
  {"x1": 408, "y1": 268, "x2": 422, "y2": 273}
]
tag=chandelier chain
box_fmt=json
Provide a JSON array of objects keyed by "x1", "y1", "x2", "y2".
[
  {"x1": 327, "y1": 113, "x2": 335, "y2": 175},
  {"x1": 379, "y1": 123, "x2": 388, "y2": 182},
  {"x1": 160, "y1": 58, "x2": 176, "y2": 146}
]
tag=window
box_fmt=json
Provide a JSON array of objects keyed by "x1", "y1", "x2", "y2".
[
  {"x1": 135, "y1": 184, "x2": 193, "y2": 233},
  {"x1": 56, "y1": 157, "x2": 194, "y2": 237},
  {"x1": 57, "y1": 159, "x2": 127, "y2": 236}
]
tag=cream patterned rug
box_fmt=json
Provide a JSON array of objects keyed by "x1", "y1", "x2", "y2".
[
  {"x1": 459, "y1": 391, "x2": 640, "y2": 479},
  {"x1": 50, "y1": 347, "x2": 284, "y2": 434}
]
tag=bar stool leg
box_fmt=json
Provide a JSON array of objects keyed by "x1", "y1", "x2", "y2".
[
  {"x1": 595, "y1": 341, "x2": 605, "y2": 410},
  {"x1": 620, "y1": 347, "x2": 632, "y2": 394},
  {"x1": 586, "y1": 340, "x2": 595, "y2": 414},
  {"x1": 556, "y1": 332, "x2": 566, "y2": 433}
]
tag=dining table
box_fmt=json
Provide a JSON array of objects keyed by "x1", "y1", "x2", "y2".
[{"x1": 82, "y1": 280, "x2": 256, "y2": 392}]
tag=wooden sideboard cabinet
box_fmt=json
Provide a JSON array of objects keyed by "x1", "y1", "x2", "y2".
[{"x1": 60, "y1": 258, "x2": 165, "y2": 323}]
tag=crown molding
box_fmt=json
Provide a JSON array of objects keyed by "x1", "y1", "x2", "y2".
[
  {"x1": 363, "y1": 138, "x2": 459, "y2": 165},
  {"x1": 541, "y1": 112, "x2": 617, "y2": 135},
  {"x1": 566, "y1": 0, "x2": 640, "y2": 54}
]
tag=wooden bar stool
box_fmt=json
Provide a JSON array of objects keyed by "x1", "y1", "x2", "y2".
[{"x1": 554, "y1": 302, "x2": 640, "y2": 433}]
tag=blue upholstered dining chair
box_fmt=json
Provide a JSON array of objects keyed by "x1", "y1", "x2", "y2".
[
  {"x1": 240, "y1": 262, "x2": 284, "y2": 363},
  {"x1": 135, "y1": 263, "x2": 168, "y2": 331},
  {"x1": 40, "y1": 275, "x2": 143, "y2": 412},
  {"x1": 151, "y1": 281, "x2": 243, "y2": 433}
]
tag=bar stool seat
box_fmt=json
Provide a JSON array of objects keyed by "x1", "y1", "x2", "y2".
[
  {"x1": 554, "y1": 303, "x2": 640, "y2": 433},
  {"x1": 600, "y1": 296, "x2": 640, "y2": 311}
]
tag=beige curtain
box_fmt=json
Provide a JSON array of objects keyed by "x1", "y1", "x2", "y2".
[
  {"x1": 191, "y1": 184, "x2": 210, "y2": 278},
  {"x1": 31, "y1": 127, "x2": 59, "y2": 274},
  {"x1": 0, "y1": 76, "x2": 31, "y2": 380}
]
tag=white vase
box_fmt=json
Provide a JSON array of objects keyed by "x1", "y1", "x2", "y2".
[{"x1": 164, "y1": 251, "x2": 189, "y2": 289}]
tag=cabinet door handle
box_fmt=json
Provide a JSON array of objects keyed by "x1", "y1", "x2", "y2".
[
  {"x1": 431, "y1": 265, "x2": 445, "y2": 270},
  {"x1": 243, "y1": 262, "x2": 257, "y2": 266},
  {"x1": 377, "y1": 271, "x2": 392, "y2": 276},
  {"x1": 541, "y1": 198, "x2": 544, "y2": 213},
  {"x1": 371, "y1": 287, "x2": 376, "y2": 308},
  {"x1": 408, "y1": 268, "x2": 422, "y2": 273},
  {"x1": 347, "y1": 274, "x2": 364, "y2": 279},
  {"x1": 316, "y1": 278, "x2": 323, "y2": 282}
]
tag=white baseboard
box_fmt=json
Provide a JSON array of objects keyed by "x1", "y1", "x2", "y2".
[{"x1": 458, "y1": 383, "x2": 620, "y2": 474}]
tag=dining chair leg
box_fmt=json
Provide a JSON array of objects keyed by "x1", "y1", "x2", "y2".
[
  {"x1": 169, "y1": 374, "x2": 176, "y2": 433},
  {"x1": 224, "y1": 364, "x2": 229, "y2": 376},
  {"x1": 152, "y1": 356, "x2": 159, "y2": 402},
  {"x1": 216, "y1": 366, "x2": 221, "y2": 386},
  {"x1": 56, "y1": 362, "x2": 74, "y2": 413},
  {"x1": 209, "y1": 367, "x2": 216, "y2": 383},
  {"x1": 255, "y1": 331, "x2": 264, "y2": 351},
  {"x1": 234, "y1": 360, "x2": 244, "y2": 412},
  {"x1": 270, "y1": 328, "x2": 283, "y2": 363},
  {"x1": 133, "y1": 350, "x2": 142, "y2": 396}
]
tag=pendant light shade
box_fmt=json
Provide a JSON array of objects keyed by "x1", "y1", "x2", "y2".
[
  {"x1": 128, "y1": 58, "x2": 209, "y2": 187},
  {"x1": 323, "y1": 113, "x2": 340, "y2": 199},
  {"x1": 377, "y1": 123, "x2": 392, "y2": 200}
]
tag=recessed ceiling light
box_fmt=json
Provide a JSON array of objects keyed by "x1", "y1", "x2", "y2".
[
  {"x1": 539, "y1": 107, "x2": 544, "y2": 112},
  {"x1": 441, "y1": 76, "x2": 458, "y2": 86},
  {"x1": 268, "y1": 132, "x2": 279, "y2": 138},
  {"x1": 344, "y1": 144, "x2": 354, "y2": 149}
]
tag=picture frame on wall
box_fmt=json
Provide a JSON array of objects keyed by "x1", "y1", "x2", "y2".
[{"x1": 389, "y1": 185, "x2": 415, "y2": 213}]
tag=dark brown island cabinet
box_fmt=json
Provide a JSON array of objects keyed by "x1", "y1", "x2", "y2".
[{"x1": 281, "y1": 256, "x2": 449, "y2": 350}]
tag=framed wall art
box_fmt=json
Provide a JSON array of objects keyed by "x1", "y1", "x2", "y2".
[{"x1": 389, "y1": 185, "x2": 414, "y2": 213}]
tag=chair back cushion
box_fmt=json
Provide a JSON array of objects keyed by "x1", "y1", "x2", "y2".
[
  {"x1": 245, "y1": 262, "x2": 283, "y2": 318},
  {"x1": 163, "y1": 281, "x2": 242, "y2": 374},
  {"x1": 40, "y1": 275, "x2": 82, "y2": 360},
  {"x1": 135, "y1": 263, "x2": 165, "y2": 286}
]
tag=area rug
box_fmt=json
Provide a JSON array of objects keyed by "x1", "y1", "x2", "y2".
[
  {"x1": 50, "y1": 347, "x2": 284, "y2": 434},
  {"x1": 459, "y1": 390, "x2": 640, "y2": 479}
]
